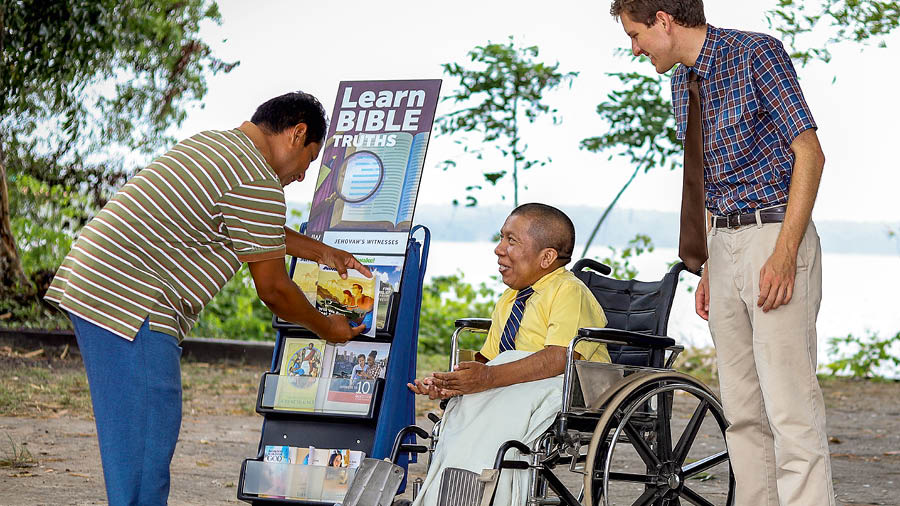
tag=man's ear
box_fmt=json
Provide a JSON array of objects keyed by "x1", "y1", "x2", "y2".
[
  {"x1": 540, "y1": 248, "x2": 558, "y2": 269},
  {"x1": 291, "y1": 123, "x2": 308, "y2": 146},
  {"x1": 656, "y1": 10, "x2": 673, "y2": 31}
]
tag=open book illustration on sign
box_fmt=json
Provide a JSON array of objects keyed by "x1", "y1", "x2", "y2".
[{"x1": 331, "y1": 132, "x2": 428, "y2": 231}]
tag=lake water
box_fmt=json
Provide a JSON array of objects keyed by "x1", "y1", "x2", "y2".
[{"x1": 422, "y1": 241, "x2": 900, "y2": 375}]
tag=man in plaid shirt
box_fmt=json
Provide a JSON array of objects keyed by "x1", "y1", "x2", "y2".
[{"x1": 610, "y1": 1, "x2": 834, "y2": 505}]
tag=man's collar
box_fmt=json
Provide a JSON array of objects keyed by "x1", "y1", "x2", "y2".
[
  {"x1": 525, "y1": 266, "x2": 567, "y2": 295},
  {"x1": 687, "y1": 24, "x2": 719, "y2": 80}
]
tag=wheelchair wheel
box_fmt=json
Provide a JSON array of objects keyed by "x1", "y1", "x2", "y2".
[{"x1": 583, "y1": 372, "x2": 734, "y2": 506}]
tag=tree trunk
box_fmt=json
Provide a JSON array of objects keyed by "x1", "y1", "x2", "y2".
[
  {"x1": 580, "y1": 154, "x2": 652, "y2": 259},
  {"x1": 0, "y1": 137, "x2": 33, "y2": 298}
]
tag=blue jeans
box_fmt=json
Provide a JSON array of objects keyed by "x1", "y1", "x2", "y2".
[{"x1": 70, "y1": 314, "x2": 183, "y2": 506}]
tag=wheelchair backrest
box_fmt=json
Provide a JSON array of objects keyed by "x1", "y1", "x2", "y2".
[{"x1": 571, "y1": 258, "x2": 687, "y2": 367}]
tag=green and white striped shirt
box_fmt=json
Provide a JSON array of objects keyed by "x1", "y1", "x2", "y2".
[{"x1": 45, "y1": 129, "x2": 287, "y2": 342}]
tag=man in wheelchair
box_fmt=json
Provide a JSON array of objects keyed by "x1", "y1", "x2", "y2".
[{"x1": 407, "y1": 203, "x2": 611, "y2": 505}]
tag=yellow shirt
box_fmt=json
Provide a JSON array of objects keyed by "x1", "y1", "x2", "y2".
[{"x1": 480, "y1": 267, "x2": 610, "y2": 363}]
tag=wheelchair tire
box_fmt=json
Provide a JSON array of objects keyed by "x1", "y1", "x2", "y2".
[{"x1": 583, "y1": 371, "x2": 734, "y2": 506}]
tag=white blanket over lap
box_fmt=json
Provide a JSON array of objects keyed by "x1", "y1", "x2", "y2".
[{"x1": 412, "y1": 350, "x2": 564, "y2": 506}]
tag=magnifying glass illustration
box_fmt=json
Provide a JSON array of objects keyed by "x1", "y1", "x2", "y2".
[{"x1": 337, "y1": 151, "x2": 384, "y2": 203}]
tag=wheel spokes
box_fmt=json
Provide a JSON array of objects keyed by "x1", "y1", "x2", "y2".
[
  {"x1": 606, "y1": 471, "x2": 657, "y2": 484},
  {"x1": 630, "y1": 486, "x2": 662, "y2": 506},
  {"x1": 674, "y1": 399, "x2": 710, "y2": 466},
  {"x1": 656, "y1": 391, "x2": 674, "y2": 461},
  {"x1": 624, "y1": 421, "x2": 662, "y2": 468},
  {"x1": 680, "y1": 486, "x2": 716, "y2": 506},
  {"x1": 682, "y1": 450, "x2": 729, "y2": 478}
]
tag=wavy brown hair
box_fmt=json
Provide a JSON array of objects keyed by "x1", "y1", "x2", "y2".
[{"x1": 609, "y1": 0, "x2": 706, "y2": 28}]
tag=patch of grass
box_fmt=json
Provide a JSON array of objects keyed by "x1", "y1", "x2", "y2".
[
  {"x1": 0, "y1": 433, "x2": 37, "y2": 468},
  {"x1": 0, "y1": 365, "x2": 91, "y2": 417},
  {"x1": 181, "y1": 361, "x2": 260, "y2": 417},
  {"x1": 0, "y1": 351, "x2": 264, "y2": 419}
]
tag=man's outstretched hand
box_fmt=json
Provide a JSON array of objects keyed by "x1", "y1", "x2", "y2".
[
  {"x1": 407, "y1": 377, "x2": 450, "y2": 400},
  {"x1": 408, "y1": 362, "x2": 495, "y2": 399},
  {"x1": 430, "y1": 361, "x2": 494, "y2": 397},
  {"x1": 319, "y1": 246, "x2": 372, "y2": 280}
]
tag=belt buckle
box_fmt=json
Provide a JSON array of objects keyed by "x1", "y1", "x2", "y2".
[{"x1": 727, "y1": 214, "x2": 740, "y2": 228}]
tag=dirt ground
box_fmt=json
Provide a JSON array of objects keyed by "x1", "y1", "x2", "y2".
[{"x1": 0, "y1": 343, "x2": 898, "y2": 505}]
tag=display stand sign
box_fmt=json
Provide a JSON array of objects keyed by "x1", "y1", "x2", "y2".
[{"x1": 279, "y1": 79, "x2": 441, "y2": 334}]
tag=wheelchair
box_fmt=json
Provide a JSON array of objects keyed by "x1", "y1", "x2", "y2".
[{"x1": 388, "y1": 258, "x2": 734, "y2": 506}]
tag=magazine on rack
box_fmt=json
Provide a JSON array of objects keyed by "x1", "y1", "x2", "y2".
[
  {"x1": 315, "y1": 266, "x2": 379, "y2": 338},
  {"x1": 323, "y1": 341, "x2": 391, "y2": 414},
  {"x1": 272, "y1": 338, "x2": 327, "y2": 412},
  {"x1": 283, "y1": 255, "x2": 402, "y2": 332}
]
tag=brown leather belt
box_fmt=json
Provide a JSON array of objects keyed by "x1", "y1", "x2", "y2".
[{"x1": 712, "y1": 205, "x2": 787, "y2": 229}]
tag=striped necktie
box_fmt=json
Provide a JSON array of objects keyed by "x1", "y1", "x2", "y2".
[{"x1": 498, "y1": 286, "x2": 535, "y2": 353}]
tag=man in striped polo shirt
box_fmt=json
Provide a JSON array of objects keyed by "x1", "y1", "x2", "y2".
[{"x1": 45, "y1": 91, "x2": 371, "y2": 505}]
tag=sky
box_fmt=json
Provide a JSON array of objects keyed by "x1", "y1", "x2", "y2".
[{"x1": 171, "y1": 0, "x2": 900, "y2": 224}]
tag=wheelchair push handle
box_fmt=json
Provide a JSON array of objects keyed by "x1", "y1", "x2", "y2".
[
  {"x1": 389, "y1": 425, "x2": 431, "y2": 463},
  {"x1": 571, "y1": 258, "x2": 612, "y2": 276},
  {"x1": 493, "y1": 440, "x2": 532, "y2": 470}
]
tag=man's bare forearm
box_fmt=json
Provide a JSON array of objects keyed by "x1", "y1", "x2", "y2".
[
  {"x1": 284, "y1": 226, "x2": 329, "y2": 261},
  {"x1": 484, "y1": 346, "x2": 568, "y2": 389},
  {"x1": 777, "y1": 129, "x2": 825, "y2": 256}
]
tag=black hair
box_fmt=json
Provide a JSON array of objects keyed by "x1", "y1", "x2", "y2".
[
  {"x1": 250, "y1": 91, "x2": 328, "y2": 145},
  {"x1": 510, "y1": 203, "x2": 576, "y2": 265}
]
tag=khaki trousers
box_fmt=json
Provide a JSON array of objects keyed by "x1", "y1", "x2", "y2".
[{"x1": 707, "y1": 221, "x2": 835, "y2": 506}]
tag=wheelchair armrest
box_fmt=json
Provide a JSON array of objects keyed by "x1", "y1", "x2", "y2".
[
  {"x1": 450, "y1": 318, "x2": 491, "y2": 370},
  {"x1": 454, "y1": 318, "x2": 491, "y2": 330},
  {"x1": 576, "y1": 327, "x2": 675, "y2": 349}
]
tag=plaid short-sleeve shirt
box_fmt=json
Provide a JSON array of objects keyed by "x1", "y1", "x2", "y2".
[{"x1": 671, "y1": 25, "x2": 817, "y2": 215}]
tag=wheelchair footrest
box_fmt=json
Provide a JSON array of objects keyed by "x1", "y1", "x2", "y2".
[
  {"x1": 436, "y1": 467, "x2": 501, "y2": 506},
  {"x1": 342, "y1": 458, "x2": 405, "y2": 506}
]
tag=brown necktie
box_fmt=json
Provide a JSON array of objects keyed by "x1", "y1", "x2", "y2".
[{"x1": 679, "y1": 71, "x2": 708, "y2": 274}]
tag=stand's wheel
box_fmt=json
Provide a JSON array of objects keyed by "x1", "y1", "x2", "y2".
[{"x1": 583, "y1": 372, "x2": 734, "y2": 506}]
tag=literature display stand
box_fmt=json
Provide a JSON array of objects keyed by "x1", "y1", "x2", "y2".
[
  {"x1": 238, "y1": 78, "x2": 441, "y2": 504},
  {"x1": 237, "y1": 225, "x2": 430, "y2": 504}
]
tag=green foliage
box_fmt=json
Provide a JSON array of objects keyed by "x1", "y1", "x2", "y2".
[
  {"x1": 579, "y1": 67, "x2": 680, "y2": 258},
  {"x1": 438, "y1": 37, "x2": 577, "y2": 207},
  {"x1": 597, "y1": 234, "x2": 655, "y2": 281},
  {"x1": 190, "y1": 265, "x2": 274, "y2": 341},
  {"x1": 418, "y1": 274, "x2": 498, "y2": 354},
  {"x1": 0, "y1": 0, "x2": 235, "y2": 318},
  {"x1": 767, "y1": 0, "x2": 900, "y2": 65},
  {"x1": 0, "y1": 0, "x2": 236, "y2": 298},
  {"x1": 1, "y1": 0, "x2": 237, "y2": 153},
  {"x1": 825, "y1": 331, "x2": 900, "y2": 379}
]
